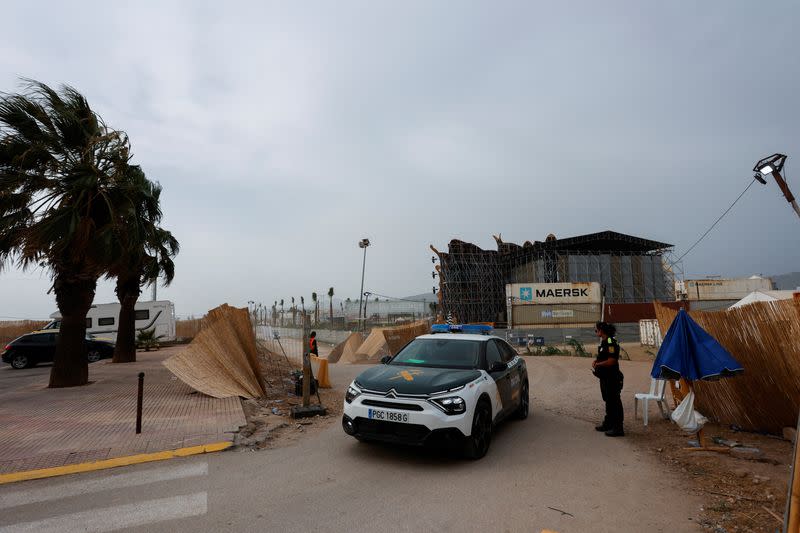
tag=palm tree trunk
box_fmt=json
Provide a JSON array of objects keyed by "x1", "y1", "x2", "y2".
[
  {"x1": 113, "y1": 275, "x2": 141, "y2": 363},
  {"x1": 49, "y1": 276, "x2": 96, "y2": 388},
  {"x1": 329, "y1": 301, "x2": 333, "y2": 324}
]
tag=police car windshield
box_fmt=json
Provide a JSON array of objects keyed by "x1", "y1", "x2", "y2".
[{"x1": 390, "y1": 338, "x2": 481, "y2": 369}]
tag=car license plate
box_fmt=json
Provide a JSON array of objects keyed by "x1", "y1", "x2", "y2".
[{"x1": 368, "y1": 409, "x2": 409, "y2": 423}]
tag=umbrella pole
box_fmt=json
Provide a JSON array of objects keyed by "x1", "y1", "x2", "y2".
[{"x1": 682, "y1": 380, "x2": 729, "y2": 453}]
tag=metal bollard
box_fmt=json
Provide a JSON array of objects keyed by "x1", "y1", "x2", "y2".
[{"x1": 136, "y1": 372, "x2": 144, "y2": 434}]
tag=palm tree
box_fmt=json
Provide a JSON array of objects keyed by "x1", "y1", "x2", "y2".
[
  {"x1": 327, "y1": 287, "x2": 334, "y2": 324},
  {"x1": 291, "y1": 297, "x2": 296, "y2": 327},
  {"x1": 271, "y1": 301, "x2": 277, "y2": 326},
  {"x1": 311, "y1": 292, "x2": 318, "y2": 326},
  {"x1": 0, "y1": 80, "x2": 131, "y2": 387},
  {"x1": 279, "y1": 299, "x2": 285, "y2": 326},
  {"x1": 136, "y1": 328, "x2": 163, "y2": 351},
  {"x1": 107, "y1": 166, "x2": 178, "y2": 363}
]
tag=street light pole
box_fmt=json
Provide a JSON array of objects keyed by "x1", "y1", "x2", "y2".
[
  {"x1": 754, "y1": 153, "x2": 800, "y2": 220},
  {"x1": 358, "y1": 238, "x2": 370, "y2": 331}
]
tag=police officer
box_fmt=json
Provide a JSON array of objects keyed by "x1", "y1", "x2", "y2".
[{"x1": 592, "y1": 321, "x2": 624, "y2": 437}]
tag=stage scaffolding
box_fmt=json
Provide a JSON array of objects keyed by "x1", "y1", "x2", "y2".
[{"x1": 432, "y1": 231, "x2": 675, "y2": 325}]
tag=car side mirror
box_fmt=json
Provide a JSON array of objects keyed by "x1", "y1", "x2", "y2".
[
  {"x1": 489, "y1": 361, "x2": 507, "y2": 373},
  {"x1": 380, "y1": 355, "x2": 392, "y2": 364}
]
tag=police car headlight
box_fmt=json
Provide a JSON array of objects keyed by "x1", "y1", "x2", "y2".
[
  {"x1": 345, "y1": 384, "x2": 361, "y2": 404},
  {"x1": 430, "y1": 396, "x2": 466, "y2": 415}
]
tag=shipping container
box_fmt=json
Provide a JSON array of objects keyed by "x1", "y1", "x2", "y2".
[
  {"x1": 506, "y1": 282, "x2": 602, "y2": 305},
  {"x1": 506, "y1": 282, "x2": 603, "y2": 328},
  {"x1": 684, "y1": 277, "x2": 773, "y2": 301}
]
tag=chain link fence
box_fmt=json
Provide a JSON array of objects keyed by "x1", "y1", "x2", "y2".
[
  {"x1": 502, "y1": 323, "x2": 640, "y2": 359},
  {"x1": 252, "y1": 324, "x2": 306, "y2": 400}
]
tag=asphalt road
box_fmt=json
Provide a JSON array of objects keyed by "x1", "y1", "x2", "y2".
[{"x1": 0, "y1": 359, "x2": 702, "y2": 533}]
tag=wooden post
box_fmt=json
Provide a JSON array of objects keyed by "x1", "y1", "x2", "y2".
[
  {"x1": 302, "y1": 316, "x2": 310, "y2": 408},
  {"x1": 785, "y1": 411, "x2": 800, "y2": 531}
]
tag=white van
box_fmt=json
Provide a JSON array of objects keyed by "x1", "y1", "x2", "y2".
[{"x1": 44, "y1": 300, "x2": 176, "y2": 343}]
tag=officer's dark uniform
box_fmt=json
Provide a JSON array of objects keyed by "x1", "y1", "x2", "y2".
[{"x1": 595, "y1": 336, "x2": 624, "y2": 434}]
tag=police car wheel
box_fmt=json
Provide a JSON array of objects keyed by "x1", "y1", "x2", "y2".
[
  {"x1": 515, "y1": 381, "x2": 529, "y2": 420},
  {"x1": 463, "y1": 401, "x2": 492, "y2": 460}
]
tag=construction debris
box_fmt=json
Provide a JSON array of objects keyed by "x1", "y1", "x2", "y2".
[
  {"x1": 163, "y1": 304, "x2": 266, "y2": 398},
  {"x1": 710, "y1": 437, "x2": 742, "y2": 448},
  {"x1": 730, "y1": 447, "x2": 765, "y2": 461}
]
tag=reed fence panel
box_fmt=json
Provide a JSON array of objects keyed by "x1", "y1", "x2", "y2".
[
  {"x1": 0, "y1": 321, "x2": 47, "y2": 345},
  {"x1": 655, "y1": 300, "x2": 800, "y2": 433}
]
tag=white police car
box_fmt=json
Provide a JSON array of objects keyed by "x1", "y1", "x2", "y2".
[{"x1": 342, "y1": 324, "x2": 529, "y2": 459}]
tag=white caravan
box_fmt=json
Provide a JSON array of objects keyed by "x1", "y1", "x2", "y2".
[{"x1": 45, "y1": 300, "x2": 176, "y2": 343}]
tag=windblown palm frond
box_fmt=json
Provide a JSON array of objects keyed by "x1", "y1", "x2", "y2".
[
  {"x1": 0, "y1": 79, "x2": 135, "y2": 387},
  {"x1": 106, "y1": 163, "x2": 178, "y2": 288},
  {"x1": 0, "y1": 79, "x2": 131, "y2": 280}
]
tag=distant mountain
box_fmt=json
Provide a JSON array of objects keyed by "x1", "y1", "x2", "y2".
[
  {"x1": 403, "y1": 292, "x2": 438, "y2": 303},
  {"x1": 771, "y1": 272, "x2": 800, "y2": 290}
]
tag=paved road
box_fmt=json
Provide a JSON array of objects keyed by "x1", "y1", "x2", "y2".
[
  {"x1": 0, "y1": 349, "x2": 243, "y2": 474},
  {"x1": 0, "y1": 359, "x2": 702, "y2": 533}
]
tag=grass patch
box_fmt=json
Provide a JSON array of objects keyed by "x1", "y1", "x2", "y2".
[
  {"x1": 527, "y1": 345, "x2": 569, "y2": 356},
  {"x1": 566, "y1": 338, "x2": 591, "y2": 357}
]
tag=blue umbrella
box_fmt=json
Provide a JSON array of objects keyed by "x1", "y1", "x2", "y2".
[{"x1": 651, "y1": 309, "x2": 744, "y2": 381}]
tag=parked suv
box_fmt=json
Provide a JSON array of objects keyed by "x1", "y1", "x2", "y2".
[{"x1": 1, "y1": 331, "x2": 115, "y2": 369}]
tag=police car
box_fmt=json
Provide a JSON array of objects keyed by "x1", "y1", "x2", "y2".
[{"x1": 342, "y1": 324, "x2": 529, "y2": 459}]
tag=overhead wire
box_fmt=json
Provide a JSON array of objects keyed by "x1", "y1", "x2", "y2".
[
  {"x1": 670, "y1": 177, "x2": 758, "y2": 266},
  {"x1": 361, "y1": 291, "x2": 429, "y2": 303}
]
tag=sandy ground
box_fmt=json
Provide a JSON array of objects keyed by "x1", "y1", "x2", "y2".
[
  {"x1": 240, "y1": 351, "x2": 793, "y2": 532},
  {"x1": 524, "y1": 355, "x2": 793, "y2": 532},
  {"x1": 235, "y1": 342, "x2": 344, "y2": 449}
]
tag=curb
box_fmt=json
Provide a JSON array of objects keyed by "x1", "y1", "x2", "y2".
[{"x1": 0, "y1": 442, "x2": 232, "y2": 485}]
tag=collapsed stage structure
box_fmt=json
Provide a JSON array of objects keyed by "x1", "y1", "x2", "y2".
[{"x1": 431, "y1": 230, "x2": 675, "y2": 325}]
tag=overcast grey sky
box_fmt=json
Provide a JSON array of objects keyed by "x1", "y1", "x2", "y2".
[{"x1": 1, "y1": 1, "x2": 799, "y2": 319}]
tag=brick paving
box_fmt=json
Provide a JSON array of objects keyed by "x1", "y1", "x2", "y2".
[{"x1": 0, "y1": 346, "x2": 246, "y2": 475}]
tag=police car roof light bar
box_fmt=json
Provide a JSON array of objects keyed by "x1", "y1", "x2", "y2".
[{"x1": 430, "y1": 324, "x2": 493, "y2": 335}]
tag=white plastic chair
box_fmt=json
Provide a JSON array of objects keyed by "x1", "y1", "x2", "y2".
[{"x1": 634, "y1": 379, "x2": 670, "y2": 426}]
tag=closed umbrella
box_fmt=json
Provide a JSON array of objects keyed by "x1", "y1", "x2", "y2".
[
  {"x1": 651, "y1": 309, "x2": 743, "y2": 450},
  {"x1": 652, "y1": 309, "x2": 743, "y2": 381}
]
